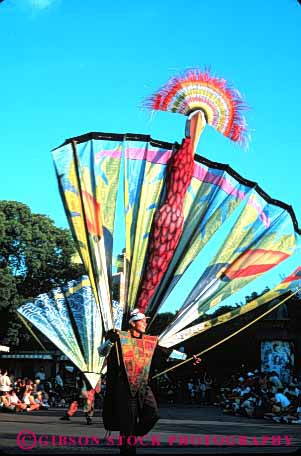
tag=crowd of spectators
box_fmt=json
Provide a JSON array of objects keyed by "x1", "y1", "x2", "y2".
[
  {"x1": 0, "y1": 366, "x2": 106, "y2": 414},
  {"x1": 0, "y1": 367, "x2": 77, "y2": 413},
  {"x1": 152, "y1": 370, "x2": 216, "y2": 405},
  {"x1": 1, "y1": 364, "x2": 301, "y2": 425},
  {"x1": 152, "y1": 366, "x2": 301, "y2": 425},
  {"x1": 217, "y1": 369, "x2": 301, "y2": 424}
]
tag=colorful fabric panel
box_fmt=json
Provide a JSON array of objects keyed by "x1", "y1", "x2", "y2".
[
  {"x1": 17, "y1": 276, "x2": 103, "y2": 388},
  {"x1": 119, "y1": 331, "x2": 158, "y2": 396},
  {"x1": 159, "y1": 266, "x2": 301, "y2": 347}
]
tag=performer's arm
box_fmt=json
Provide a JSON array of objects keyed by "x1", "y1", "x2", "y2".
[
  {"x1": 168, "y1": 349, "x2": 187, "y2": 361},
  {"x1": 98, "y1": 339, "x2": 114, "y2": 357},
  {"x1": 156, "y1": 345, "x2": 187, "y2": 361},
  {"x1": 98, "y1": 330, "x2": 119, "y2": 357}
]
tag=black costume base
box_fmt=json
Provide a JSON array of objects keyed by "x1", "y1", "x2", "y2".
[
  {"x1": 102, "y1": 339, "x2": 159, "y2": 455},
  {"x1": 103, "y1": 378, "x2": 159, "y2": 436}
]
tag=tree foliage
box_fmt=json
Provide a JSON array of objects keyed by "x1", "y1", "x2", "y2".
[
  {"x1": 150, "y1": 312, "x2": 175, "y2": 336},
  {"x1": 0, "y1": 200, "x2": 84, "y2": 347}
]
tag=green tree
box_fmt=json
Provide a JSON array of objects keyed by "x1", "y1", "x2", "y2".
[
  {"x1": 0, "y1": 200, "x2": 84, "y2": 347},
  {"x1": 150, "y1": 312, "x2": 175, "y2": 335}
]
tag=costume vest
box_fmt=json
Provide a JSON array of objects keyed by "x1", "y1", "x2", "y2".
[{"x1": 119, "y1": 331, "x2": 158, "y2": 397}]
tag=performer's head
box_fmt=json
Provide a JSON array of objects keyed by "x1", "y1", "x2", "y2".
[{"x1": 129, "y1": 309, "x2": 149, "y2": 336}]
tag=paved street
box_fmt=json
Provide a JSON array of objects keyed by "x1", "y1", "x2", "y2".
[{"x1": 1, "y1": 405, "x2": 301, "y2": 455}]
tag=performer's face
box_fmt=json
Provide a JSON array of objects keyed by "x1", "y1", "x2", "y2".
[{"x1": 131, "y1": 317, "x2": 147, "y2": 334}]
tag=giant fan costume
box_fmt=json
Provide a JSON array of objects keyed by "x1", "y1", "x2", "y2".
[{"x1": 18, "y1": 69, "x2": 301, "y2": 444}]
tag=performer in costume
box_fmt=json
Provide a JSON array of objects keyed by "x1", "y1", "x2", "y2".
[
  {"x1": 60, "y1": 373, "x2": 99, "y2": 425},
  {"x1": 98, "y1": 309, "x2": 186, "y2": 455}
]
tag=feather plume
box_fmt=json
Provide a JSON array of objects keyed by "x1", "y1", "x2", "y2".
[{"x1": 144, "y1": 68, "x2": 249, "y2": 146}]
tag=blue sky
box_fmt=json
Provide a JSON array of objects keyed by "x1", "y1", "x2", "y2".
[{"x1": 1, "y1": 0, "x2": 301, "y2": 312}]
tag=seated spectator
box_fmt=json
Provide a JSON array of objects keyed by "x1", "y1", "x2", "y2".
[
  {"x1": 34, "y1": 391, "x2": 50, "y2": 409},
  {"x1": 44, "y1": 378, "x2": 53, "y2": 393},
  {"x1": 49, "y1": 389, "x2": 60, "y2": 407},
  {"x1": 17, "y1": 378, "x2": 26, "y2": 400},
  {"x1": 266, "y1": 389, "x2": 293, "y2": 422},
  {"x1": 239, "y1": 384, "x2": 251, "y2": 397},
  {"x1": 0, "y1": 391, "x2": 15, "y2": 412},
  {"x1": 258, "y1": 373, "x2": 268, "y2": 389},
  {"x1": 14, "y1": 377, "x2": 24, "y2": 398},
  {"x1": 274, "y1": 388, "x2": 291, "y2": 412},
  {"x1": 284, "y1": 383, "x2": 300, "y2": 398},
  {"x1": 9, "y1": 390, "x2": 27, "y2": 412},
  {"x1": 239, "y1": 393, "x2": 256, "y2": 417},
  {"x1": 254, "y1": 392, "x2": 273, "y2": 418},
  {"x1": 269, "y1": 371, "x2": 283, "y2": 389},
  {"x1": 57, "y1": 398, "x2": 66, "y2": 408},
  {"x1": 291, "y1": 397, "x2": 301, "y2": 424},
  {"x1": 33, "y1": 378, "x2": 44, "y2": 393},
  {"x1": 23, "y1": 381, "x2": 40, "y2": 412},
  {"x1": 246, "y1": 372, "x2": 256, "y2": 387},
  {"x1": 266, "y1": 381, "x2": 277, "y2": 394}
]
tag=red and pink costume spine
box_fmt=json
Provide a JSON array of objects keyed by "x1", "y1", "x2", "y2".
[
  {"x1": 136, "y1": 137, "x2": 194, "y2": 313},
  {"x1": 136, "y1": 69, "x2": 248, "y2": 313}
]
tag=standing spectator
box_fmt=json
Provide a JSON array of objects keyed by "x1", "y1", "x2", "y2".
[
  {"x1": 204, "y1": 372, "x2": 213, "y2": 405},
  {"x1": 0, "y1": 369, "x2": 11, "y2": 396},
  {"x1": 167, "y1": 385, "x2": 175, "y2": 404},
  {"x1": 187, "y1": 379, "x2": 195, "y2": 404},
  {"x1": 199, "y1": 381, "x2": 206, "y2": 406},
  {"x1": 35, "y1": 367, "x2": 46, "y2": 382},
  {"x1": 9, "y1": 373, "x2": 15, "y2": 387},
  {"x1": 55, "y1": 371, "x2": 64, "y2": 390}
]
